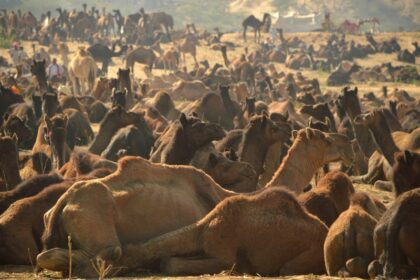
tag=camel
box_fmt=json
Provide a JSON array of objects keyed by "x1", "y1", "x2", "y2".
[
  {"x1": 238, "y1": 114, "x2": 291, "y2": 177},
  {"x1": 125, "y1": 45, "x2": 157, "y2": 74},
  {"x1": 88, "y1": 43, "x2": 128, "y2": 74},
  {"x1": 176, "y1": 33, "x2": 198, "y2": 66},
  {"x1": 190, "y1": 144, "x2": 258, "y2": 193},
  {"x1": 182, "y1": 93, "x2": 233, "y2": 129},
  {"x1": 60, "y1": 150, "x2": 117, "y2": 179},
  {"x1": 369, "y1": 188, "x2": 420, "y2": 279},
  {"x1": 37, "y1": 156, "x2": 236, "y2": 277},
  {"x1": 298, "y1": 171, "x2": 355, "y2": 227},
  {"x1": 265, "y1": 128, "x2": 354, "y2": 194},
  {"x1": 68, "y1": 48, "x2": 97, "y2": 95},
  {"x1": 324, "y1": 192, "x2": 382, "y2": 277},
  {"x1": 337, "y1": 87, "x2": 376, "y2": 158},
  {"x1": 299, "y1": 103, "x2": 337, "y2": 132},
  {"x1": 352, "y1": 109, "x2": 420, "y2": 185},
  {"x1": 32, "y1": 114, "x2": 71, "y2": 170},
  {"x1": 2, "y1": 112, "x2": 34, "y2": 149},
  {"x1": 92, "y1": 77, "x2": 114, "y2": 102},
  {"x1": 170, "y1": 80, "x2": 210, "y2": 101},
  {"x1": 101, "y1": 122, "x2": 154, "y2": 161},
  {"x1": 220, "y1": 45, "x2": 256, "y2": 87},
  {"x1": 112, "y1": 187, "x2": 327, "y2": 276},
  {"x1": 242, "y1": 13, "x2": 271, "y2": 42},
  {"x1": 149, "y1": 11, "x2": 174, "y2": 34},
  {"x1": 89, "y1": 106, "x2": 145, "y2": 155},
  {"x1": 144, "y1": 91, "x2": 180, "y2": 121},
  {"x1": 150, "y1": 113, "x2": 225, "y2": 165},
  {"x1": 0, "y1": 134, "x2": 21, "y2": 191},
  {"x1": 392, "y1": 150, "x2": 420, "y2": 195},
  {"x1": 161, "y1": 47, "x2": 179, "y2": 71},
  {"x1": 0, "y1": 173, "x2": 62, "y2": 214}
]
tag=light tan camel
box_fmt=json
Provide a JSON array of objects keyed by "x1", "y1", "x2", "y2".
[
  {"x1": 68, "y1": 48, "x2": 97, "y2": 95},
  {"x1": 265, "y1": 128, "x2": 354, "y2": 194},
  {"x1": 176, "y1": 33, "x2": 198, "y2": 66}
]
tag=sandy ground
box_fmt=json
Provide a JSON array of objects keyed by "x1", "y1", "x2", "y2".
[{"x1": 0, "y1": 31, "x2": 418, "y2": 279}]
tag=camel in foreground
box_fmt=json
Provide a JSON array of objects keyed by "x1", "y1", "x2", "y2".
[
  {"x1": 106, "y1": 187, "x2": 328, "y2": 276},
  {"x1": 68, "y1": 48, "x2": 97, "y2": 95},
  {"x1": 324, "y1": 192, "x2": 382, "y2": 277},
  {"x1": 37, "y1": 156, "x2": 236, "y2": 277}
]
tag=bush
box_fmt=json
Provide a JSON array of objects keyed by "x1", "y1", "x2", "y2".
[{"x1": 0, "y1": 34, "x2": 15, "y2": 49}]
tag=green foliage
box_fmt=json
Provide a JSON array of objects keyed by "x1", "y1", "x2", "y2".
[{"x1": 0, "y1": 34, "x2": 15, "y2": 49}]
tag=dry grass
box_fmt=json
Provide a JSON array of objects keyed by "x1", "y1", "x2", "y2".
[{"x1": 0, "y1": 31, "x2": 417, "y2": 279}]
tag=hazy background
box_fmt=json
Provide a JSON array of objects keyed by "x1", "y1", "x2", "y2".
[{"x1": 1, "y1": 0, "x2": 420, "y2": 31}]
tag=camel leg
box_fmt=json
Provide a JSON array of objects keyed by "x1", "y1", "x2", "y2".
[
  {"x1": 279, "y1": 244, "x2": 325, "y2": 275},
  {"x1": 161, "y1": 256, "x2": 229, "y2": 275},
  {"x1": 243, "y1": 26, "x2": 247, "y2": 42},
  {"x1": 80, "y1": 78, "x2": 86, "y2": 96}
]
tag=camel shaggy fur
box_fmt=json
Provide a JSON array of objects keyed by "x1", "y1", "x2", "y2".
[
  {"x1": 112, "y1": 187, "x2": 327, "y2": 276},
  {"x1": 37, "y1": 156, "x2": 235, "y2": 277},
  {"x1": 68, "y1": 48, "x2": 97, "y2": 95},
  {"x1": 324, "y1": 192, "x2": 382, "y2": 277}
]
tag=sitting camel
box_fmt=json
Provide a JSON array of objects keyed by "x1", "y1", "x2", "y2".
[
  {"x1": 0, "y1": 134, "x2": 21, "y2": 190},
  {"x1": 68, "y1": 48, "x2": 97, "y2": 95},
  {"x1": 113, "y1": 187, "x2": 328, "y2": 276},
  {"x1": 265, "y1": 128, "x2": 354, "y2": 194},
  {"x1": 324, "y1": 192, "x2": 382, "y2": 278},
  {"x1": 37, "y1": 156, "x2": 236, "y2": 277},
  {"x1": 298, "y1": 171, "x2": 355, "y2": 227}
]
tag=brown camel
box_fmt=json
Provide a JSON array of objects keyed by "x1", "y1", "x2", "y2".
[
  {"x1": 114, "y1": 187, "x2": 327, "y2": 276},
  {"x1": 125, "y1": 45, "x2": 157, "y2": 74},
  {"x1": 190, "y1": 144, "x2": 258, "y2": 193},
  {"x1": 298, "y1": 171, "x2": 355, "y2": 227},
  {"x1": 324, "y1": 192, "x2": 382, "y2": 277},
  {"x1": 176, "y1": 33, "x2": 198, "y2": 66},
  {"x1": 238, "y1": 114, "x2": 291, "y2": 178},
  {"x1": 37, "y1": 156, "x2": 236, "y2": 277},
  {"x1": 265, "y1": 128, "x2": 354, "y2": 194},
  {"x1": 369, "y1": 188, "x2": 420, "y2": 279},
  {"x1": 353, "y1": 109, "x2": 420, "y2": 185},
  {"x1": 68, "y1": 48, "x2": 97, "y2": 95},
  {"x1": 150, "y1": 113, "x2": 225, "y2": 165},
  {"x1": 0, "y1": 134, "x2": 21, "y2": 191},
  {"x1": 89, "y1": 106, "x2": 144, "y2": 155},
  {"x1": 392, "y1": 150, "x2": 420, "y2": 195}
]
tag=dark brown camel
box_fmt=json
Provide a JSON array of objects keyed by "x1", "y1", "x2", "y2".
[
  {"x1": 88, "y1": 43, "x2": 128, "y2": 74},
  {"x1": 242, "y1": 13, "x2": 271, "y2": 42}
]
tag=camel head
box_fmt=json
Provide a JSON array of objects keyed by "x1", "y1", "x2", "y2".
[
  {"x1": 2, "y1": 114, "x2": 32, "y2": 145},
  {"x1": 392, "y1": 150, "x2": 420, "y2": 195},
  {"x1": 350, "y1": 192, "x2": 382, "y2": 221},
  {"x1": 293, "y1": 128, "x2": 354, "y2": 167},
  {"x1": 42, "y1": 92, "x2": 60, "y2": 118},
  {"x1": 44, "y1": 114, "x2": 68, "y2": 169},
  {"x1": 299, "y1": 103, "x2": 332, "y2": 121},
  {"x1": 179, "y1": 113, "x2": 225, "y2": 148},
  {"x1": 31, "y1": 59, "x2": 47, "y2": 91},
  {"x1": 0, "y1": 134, "x2": 18, "y2": 168},
  {"x1": 337, "y1": 87, "x2": 360, "y2": 118},
  {"x1": 111, "y1": 88, "x2": 127, "y2": 109},
  {"x1": 308, "y1": 117, "x2": 331, "y2": 132},
  {"x1": 207, "y1": 152, "x2": 257, "y2": 192},
  {"x1": 247, "y1": 114, "x2": 291, "y2": 145},
  {"x1": 353, "y1": 109, "x2": 386, "y2": 128}
]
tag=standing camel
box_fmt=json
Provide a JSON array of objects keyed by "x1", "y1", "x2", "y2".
[
  {"x1": 125, "y1": 45, "x2": 157, "y2": 75},
  {"x1": 176, "y1": 32, "x2": 198, "y2": 67},
  {"x1": 242, "y1": 13, "x2": 271, "y2": 42},
  {"x1": 68, "y1": 48, "x2": 97, "y2": 95}
]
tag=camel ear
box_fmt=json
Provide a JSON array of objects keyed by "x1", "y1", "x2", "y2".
[
  {"x1": 292, "y1": 130, "x2": 298, "y2": 140},
  {"x1": 354, "y1": 87, "x2": 358, "y2": 96},
  {"x1": 63, "y1": 115, "x2": 68, "y2": 127},
  {"x1": 11, "y1": 133, "x2": 18, "y2": 143},
  {"x1": 308, "y1": 117, "x2": 313, "y2": 127},
  {"x1": 179, "y1": 113, "x2": 188, "y2": 127},
  {"x1": 284, "y1": 110, "x2": 289, "y2": 120},
  {"x1": 325, "y1": 117, "x2": 331, "y2": 128},
  {"x1": 123, "y1": 88, "x2": 127, "y2": 96},
  {"x1": 3, "y1": 113, "x2": 9, "y2": 122},
  {"x1": 305, "y1": 128, "x2": 314, "y2": 140},
  {"x1": 208, "y1": 153, "x2": 218, "y2": 167},
  {"x1": 403, "y1": 150, "x2": 413, "y2": 164},
  {"x1": 261, "y1": 114, "x2": 268, "y2": 127},
  {"x1": 228, "y1": 148, "x2": 238, "y2": 161}
]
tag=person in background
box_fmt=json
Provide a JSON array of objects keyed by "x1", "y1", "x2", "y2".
[{"x1": 47, "y1": 58, "x2": 64, "y2": 83}]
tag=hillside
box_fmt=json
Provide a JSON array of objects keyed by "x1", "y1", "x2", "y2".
[{"x1": 3, "y1": 0, "x2": 420, "y2": 31}]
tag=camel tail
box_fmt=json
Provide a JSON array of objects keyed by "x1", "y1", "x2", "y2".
[{"x1": 120, "y1": 223, "x2": 204, "y2": 268}]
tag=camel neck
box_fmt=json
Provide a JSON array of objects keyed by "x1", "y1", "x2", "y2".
[
  {"x1": 265, "y1": 139, "x2": 323, "y2": 193},
  {"x1": 351, "y1": 122, "x2": 376, "y2": 158},
  {"x1": 368, "y1": 121, "x2": 400, "y2": 166},
  {"x1": 239, "y1": 133, "x2": 269, "y2": 176},
  {"x1": 1, "y1": 162, "x2": 22, "y2": 189}
]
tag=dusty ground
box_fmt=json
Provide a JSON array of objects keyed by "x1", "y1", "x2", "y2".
[{"x1": 0, "y1": 31, "x2": 418, "y2": 279}]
